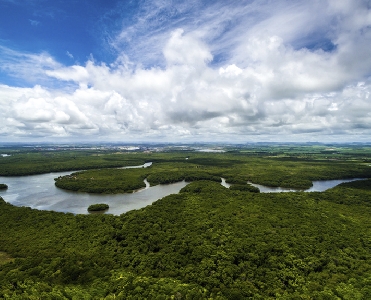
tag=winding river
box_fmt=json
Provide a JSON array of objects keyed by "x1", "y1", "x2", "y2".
[
  {"x1": 247, "y1": 179, "x2": 364, "y2": 193},
  {"x1": 0, "y1": 164, "x2": 365, "y2": 215}
]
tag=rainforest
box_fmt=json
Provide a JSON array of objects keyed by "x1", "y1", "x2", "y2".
[{"x1": 1, "y1": 143, "x2": 371, "y2": 299}]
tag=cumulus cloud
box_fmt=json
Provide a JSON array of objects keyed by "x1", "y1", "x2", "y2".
[
  {"x1": 163, "y1": 29, "x2": 213, "y2": 67},
  {"x1": 1, "y1": 0, "x2": 371, "y2": 142}
]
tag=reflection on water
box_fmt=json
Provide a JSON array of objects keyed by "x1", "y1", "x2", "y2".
[
  {"x1": 220, "y1": 178, "x2": 231, "y2": 188},
  {"x1": 0, "y1": 166, "x2": 366, "y2": 215},
  {"x1": 118, "y1": 162, "x2": 152, "y2": 169},
  {"x1": 248, "y1": 178, "x2": 365, "y2": 193},
  {"x1": 0, "y1": 163, "x2": 188, "y2": 215}
]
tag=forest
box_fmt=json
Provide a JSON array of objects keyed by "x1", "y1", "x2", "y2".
[{"x1": 1, "y1": 144, "x2": 371, "y2": 299}]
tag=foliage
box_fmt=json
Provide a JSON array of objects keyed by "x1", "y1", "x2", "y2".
[
  {"x1": 147, "y1": 170, "x2": 221, "y2": 186},
  {"x1": 54, "y1": 161, "x2": 224, "y2": 193},
  {"x1": 0, "y1": 252, "x2": 14, "y2": 265},
  {"x1": 1, "y1": 147, "x2": 371, "y2": 190},
  {"x1": 225, "y1": 177, "x2": 247, "y2": 185},
  {"x1": 46, "y1": 150, "x2": 371, "y2": 194},
  {"x1": 229, "y1": 183, "x2": 260, "y2": 192},
  {"x1": 0, "y1": 150, "x2": 147, "y2": 176},
  {"x1": 88, "y1": 203, "x2": 109, "y2": 212},
  {"x1": 54, "y1": 169, "x2": 147, "y2": 194},
  {"x1": 2, "y1": 174, "x2": 371, "y2": 298},
  {"x1": 1, "y1": 147, "x2": 371, "y2": 298}
]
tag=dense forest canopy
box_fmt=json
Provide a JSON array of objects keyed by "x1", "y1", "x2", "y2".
[{"x1": 1, "y1": 144, "x2": 371, "y2": 299}]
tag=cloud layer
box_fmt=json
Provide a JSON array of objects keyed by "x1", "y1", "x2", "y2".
[{"x1": 0, "y1": 0, "x2": 371, "y2": 142}]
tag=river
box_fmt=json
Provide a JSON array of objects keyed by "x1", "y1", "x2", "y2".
[
  {"x1": 248, "y1": 178, "x2": 365, "y2": 193},
  {"x1": 0, "y1": 166, "x2": 365, "y2": 215},
  {"x1": 0, "y1": 172, "x2": 188, "y2": 215}
]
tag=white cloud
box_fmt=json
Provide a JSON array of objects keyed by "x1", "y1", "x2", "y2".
[
  {"x1": 163, "y1": 29, "x2": 212, "y2": 67},
  {"x1": 29, "y1": 19, "x2": 40, "y2": 26},
  {"x1": 1, "y1": 0, "x2": 371, "y2": 142},
  {"x1": 46, "y1": 65, "x2": 89, "y2": 83},
  {"x1": 66, "y1": 51, "x2": 74, "y2": 59},
  {"x1": 0, "y1": 46, "x2": 63, "y2": 85}
]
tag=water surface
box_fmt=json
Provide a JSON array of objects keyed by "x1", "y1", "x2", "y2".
[
  {"x1": 248, "y1": 178, "x2": 365, "y2": 193},
  {"x1": 0, "y1": 168, "x2": 365, "y2": 215},
  {"x1": 0, "y1": 162, "x2": 188, "y2": 215}
]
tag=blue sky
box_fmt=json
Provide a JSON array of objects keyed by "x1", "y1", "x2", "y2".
[
  {"x1": 0, "y1": 0, "x2": 371, "y2": 143},
  {"x1": 0, "y1": 0, "x2": 124, "y2": 80}
]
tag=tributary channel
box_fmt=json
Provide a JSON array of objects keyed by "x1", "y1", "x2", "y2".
[{"x1": 0, "y1": 163, "x2": 365, "y2": 215}]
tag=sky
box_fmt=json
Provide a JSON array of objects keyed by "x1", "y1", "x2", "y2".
[{"x1": 0, "y1": 0, "x2": 371, "y2": 143}]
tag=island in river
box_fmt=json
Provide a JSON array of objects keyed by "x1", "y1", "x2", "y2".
[{"x1": 87, "y1": 203, "x2": 109, "y2": 212}]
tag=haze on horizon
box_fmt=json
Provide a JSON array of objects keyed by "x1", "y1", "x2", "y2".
[{"x1": 0, "y1": 0, "x2": 370, "y2": 143}]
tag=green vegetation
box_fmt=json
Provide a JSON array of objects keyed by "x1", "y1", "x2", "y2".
[
  {"x1": 49, "y1": 148, "x2": 371, "y2": 193},
  {"x1": 2, "y1": 178, "x2": 371, "y2": 298},
  {"x1": 55, "y1": 169, "x2": 147, "y2": 194},
  {"x1": 147, "y1": 170, "x2": 221, "y2": 185},
  {"x1": 229, "y1": 183, "x2": 260, "y2": 192},
  {"x1": 0, "y1": 149, "x2": 147, "y2": 176},
  {"x1": 88, "y1": 203, "x2": 109, "y2": 212},
  {"x1": 0, "y1": 184, "x2": 7, "y2": 190},
  {"x1": 1, "y1": 145, "x2": 371, "y2": 298},
  {"x1": 0, "y1": 252, "x2": 14, "y2": 265}
]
